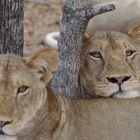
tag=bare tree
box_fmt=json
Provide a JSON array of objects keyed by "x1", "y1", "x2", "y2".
[
  {"x1": 0, "y1": 0, "x2": 24, "y2": 56},
  {"x1": 52, "y1": 0, "x2": 115, "y2": 98}
]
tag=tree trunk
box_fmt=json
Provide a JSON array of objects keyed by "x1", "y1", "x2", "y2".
[
  {"x1": 52, "y1": 0, "x2": 115, "y2": 98},
  {"x1": 0, "y1": 0, "x2": 24, "y2": 56}
]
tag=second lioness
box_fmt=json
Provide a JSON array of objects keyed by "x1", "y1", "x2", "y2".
[{"x1": 80, "y1": 23, "x2": 140, "y2": 98}]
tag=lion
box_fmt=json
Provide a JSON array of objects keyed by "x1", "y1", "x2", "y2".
[
  {"x1": 0, "y1": 48, "x2": 140, "y2": 140},
  {"x1": 80, "y1": 23, "x2": 140, "y2": 99}
]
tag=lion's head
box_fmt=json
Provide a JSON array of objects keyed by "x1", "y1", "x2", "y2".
[
  {"x1": 0, "y1": 48, "x2": 59, "y2": 137},
  {"x1": 80, "y1": 23, "x2": 140, "y2": 98}
]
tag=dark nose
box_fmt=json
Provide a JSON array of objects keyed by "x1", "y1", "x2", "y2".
[
  {"x1": 0, "y1": 121, "x2": 11, "y2": 128},
  {"x1": 107, "y1": 76, "x2": 131, "y2": 85}
]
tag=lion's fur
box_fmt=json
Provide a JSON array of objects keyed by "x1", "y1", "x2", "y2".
[
  {"x1": 0, "y1": 48, "x2": 140, "y2": 140},
  {"x1": 80, "y1": 23, "x2": 140, "y2": 98}
]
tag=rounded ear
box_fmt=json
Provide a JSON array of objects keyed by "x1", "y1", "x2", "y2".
[
  {"x1": 128, "y1": 23, "x2": 140, "y2": 42},
  {"x1": 83, "y1": 33, "x2": 92, "y2": 44},
  {"x1": 26, "y1": 48, "x2": 59, "y2": 84}
]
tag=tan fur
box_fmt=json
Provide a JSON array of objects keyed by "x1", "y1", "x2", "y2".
[
  {"x1": 26, "y1": 48, "x2": 59, "y2": 84},
  {"x1": 0, "y1": 48, "x2": 139, "y2": 140},
  {"x1": 128, "y1": 22, "x2": 140, "y2": 42},
  {"x1": 80, "y1": 23, "x2": 140, "y2": 98}
]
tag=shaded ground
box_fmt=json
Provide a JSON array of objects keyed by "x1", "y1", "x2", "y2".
[{"x1": 24, "y1": 1, "x2": 62, "y2": 56}]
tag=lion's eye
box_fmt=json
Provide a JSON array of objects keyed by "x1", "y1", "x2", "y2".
[
  {"x1": 126, "y1": 50, "x2": 136, "y2": 57},
  {"x1": 17, "y1": 86, "x2": 29, "y2": 94},
  {"x1": 89, "y1": 52, "x2": 102, "y2": 60}
]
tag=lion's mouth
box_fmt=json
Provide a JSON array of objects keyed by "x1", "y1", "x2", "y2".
[
  {"x1": 0, "y1": 126, "x2": 5, "y2": 135},
  {"x1": 110, "y1": 89, "x2": 140, "y2": 99},
  {"x1": 0, "y1": 128, "x2": 8, "y2": 136},
  {"x1": 109, "y1": 84, "x2": 123, "y2": 97},
  {"x1": 109, "y1": 90, "x2": 123, "y2": 98},
  {"x1": 0, "y1": 130, "x2": 5, "y2": 135},
  {"x1": 97, "y1": 83, "x2": 140, "y2": 98},
  {"x1": 0, "y1": 127, "x2": 14, "y2": 136}
]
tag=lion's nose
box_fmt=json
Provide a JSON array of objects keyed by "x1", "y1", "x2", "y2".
[
  {"x1": 0, "y1": 121, "x2": 11, "y2": 128},
  {"x1": 106, "y1": 76, "x2": 131, "y2": 85}
]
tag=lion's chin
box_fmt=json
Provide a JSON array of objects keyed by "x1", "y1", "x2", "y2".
[
  {"x1": 0, "y1": 135, "x2": 17, "y2": 140},
  {"x1": 1, "y1": 130, "x2": 17, "y2": 137},
  {"x1": 95, "y1": 89, "x2": 140, "y2": 99},
  {"x1": 2, "y1": 126, "x2": 20, "y2": 137},
  {"x1": 113, "y1": 90, "x2": 140, "y2": 99}
]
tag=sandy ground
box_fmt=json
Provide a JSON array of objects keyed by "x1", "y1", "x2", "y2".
[{"x1": 24, "y1": 1, "x2": 63, "y2": 56}]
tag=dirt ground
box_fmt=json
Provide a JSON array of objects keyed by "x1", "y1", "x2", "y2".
[{"x1": 24, "y1": 1, "x2": 63, "y2": 56}]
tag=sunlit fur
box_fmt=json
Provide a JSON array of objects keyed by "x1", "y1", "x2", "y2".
[
  {"x1": 80, "y1": 23, "x2": 140, "y2": 98},
  {"x1": 0, "y1": 48, "x2": 140, "y2": 140},
  {"x1": 0, "y1": 48, "x2": 59, "y2": 139}
]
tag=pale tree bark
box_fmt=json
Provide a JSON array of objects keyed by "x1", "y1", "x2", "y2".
[
  {"x1": 0, "y1": 0, "x2": 24, "y2": 56},
  {"x1": 52, "y1": 0, "x2": 115, "y2": 98}
]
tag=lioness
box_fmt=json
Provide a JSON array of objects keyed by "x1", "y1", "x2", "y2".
[
  {"x1": 80, "y1": 23, "x2": 140, "y2": 98},
  {"x1": 0, "y1": 48, "x2": 140, "y2": 140}
]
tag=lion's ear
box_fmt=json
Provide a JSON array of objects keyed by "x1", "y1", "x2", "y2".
[
  {"x1": 26, "y1": 48, "x2": 59, "y2": 84},
  {"x1": 83, "y1": 33, "x2": 92, "y2": 43},
  {"x1": 128, "y1": 23, "x2": 140, "y2": 42}
]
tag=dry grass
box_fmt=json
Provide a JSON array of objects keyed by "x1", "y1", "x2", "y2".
[{"x1": 24, "y1": 1, "x2": 62, "y2": 55}]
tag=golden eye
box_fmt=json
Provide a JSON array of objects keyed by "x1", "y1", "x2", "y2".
[
  {"x1": 126, "y1": 50, "x2": 136, "y2": 57},
  {"x1": 89, "y1": 52, "x2": 102, "y2": 59},
  {"x1": 17, "y1": 86, "x2": 29, "y2": 94}
]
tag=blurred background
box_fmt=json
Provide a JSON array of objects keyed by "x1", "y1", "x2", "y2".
[{"x1": 24, "y1": 0, "x2": 63, "y2": 55}]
